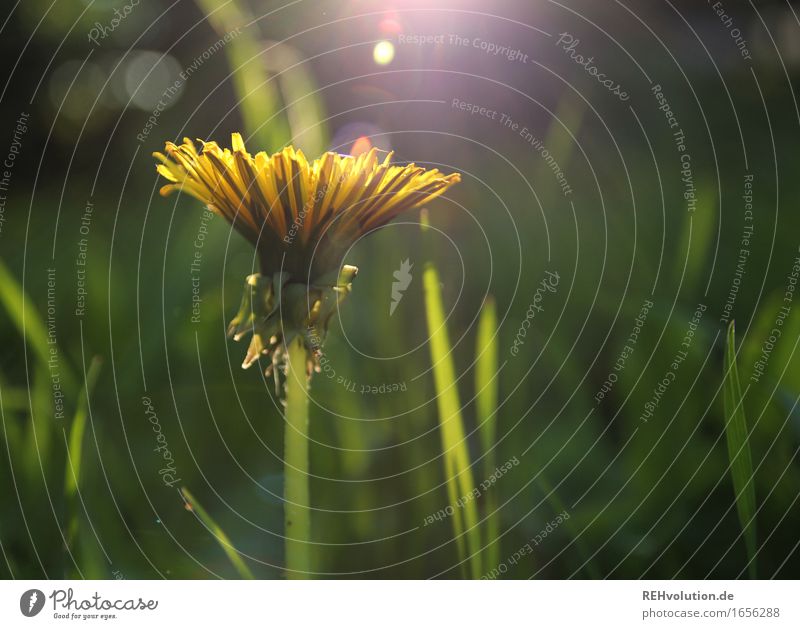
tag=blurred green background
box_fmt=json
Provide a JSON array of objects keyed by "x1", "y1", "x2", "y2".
[{"x1": 1, "y1": 0, "x2": 800, "y2": 579}]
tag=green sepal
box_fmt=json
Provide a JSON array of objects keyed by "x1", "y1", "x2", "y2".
[{"x1": 227, "y1": 265, "x2": 359, "y2": 377}]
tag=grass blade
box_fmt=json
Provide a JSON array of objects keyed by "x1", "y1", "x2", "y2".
[
  {"x1": 0, "y1": 259, "x2": 75, "y2": 470},
  {"x1": 421, "y1": 213, "x2": 482, "y2": 579},
  {"x1": 475, "y1": 296, "x2": 500, "y2": 572},
  {"x1": 722, "y1": 321, "x2": 757, "y2": 578},
  {"x1": 64, "y1": 356, "x2": 102, "y2": 557},
  {"x1": 193, "y1": 0, "x2": 290, "y2": 152},
  {"x1": 0, "y1": 258, "x2": 57, "y2": 375},
  {"x1": 180, "y1": 487, "x2": 255, "y2": 579},
  {"x1": 266, "y1": 46, "x2": 329, "y2": 157}
]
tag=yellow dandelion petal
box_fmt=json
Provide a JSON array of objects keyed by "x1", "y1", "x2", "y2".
[
  {"x1": 154, "y1": 134, "x2": 460, "y2": 279},
  {"x1": 231, "y1": 132, "x2": 246, "y2": 153}
]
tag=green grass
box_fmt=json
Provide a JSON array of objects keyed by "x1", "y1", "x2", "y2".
[
  {"x1": 193, "y1": 0, "x2": 290, "y2": 152},
  {"x1": 180, "y1": 488, "x2": 255, "y2": 579},
  {"x1": 64, "y1": 355, "x2": 102, "y2": 560},
  {"x1": 475, "y1": 296, "x2": 501, "y2": 572},
  {"x1": 421, "y1": 212, "x2": 482, "y2": 579},
  {"x1": 722, "y1": 321, "x2": 757, "y2": 578},
  {"x1": 0, "y1": 258, "x2": 69, "y2": 385}
]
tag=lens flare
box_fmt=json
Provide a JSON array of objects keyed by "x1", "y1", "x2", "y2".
[
  {"x1": 373, "y1": 40, "x2": 395, "y2": 65},
  {"x1": 349, "y1": 135, "x2": 373, "y2": 156}
]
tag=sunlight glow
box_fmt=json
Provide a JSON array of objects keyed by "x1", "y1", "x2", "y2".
[{"x1": 373, "y1": 40, "x2": 395, "y2": 65}]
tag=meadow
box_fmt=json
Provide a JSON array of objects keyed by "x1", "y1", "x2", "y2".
[{"x1": 1, "y1": 0, "x2": 799, "y2": 580}]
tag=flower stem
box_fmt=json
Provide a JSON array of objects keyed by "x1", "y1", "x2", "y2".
[{"x1": 284, "y1": 336, "x2": 312, "y2": 579}]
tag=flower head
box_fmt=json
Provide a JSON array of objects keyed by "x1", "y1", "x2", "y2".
[{"x1": 154, "y1": 133, "x2": 460, "y2": 376}]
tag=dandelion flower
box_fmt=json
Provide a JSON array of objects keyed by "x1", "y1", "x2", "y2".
[
  {"x1": 154, "y1": 133, "x2": 460, "y2": 374},
  {"x1": 154, "y1": 133, "x2": 460, "y2": 579}
]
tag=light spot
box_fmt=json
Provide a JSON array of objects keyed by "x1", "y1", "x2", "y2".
[
  {"x1": 350, "y1": 136, "x2": 373, "y2": 156},
  {"x1": 373, "y1": 40, "x2": 395, "y2": 65}
]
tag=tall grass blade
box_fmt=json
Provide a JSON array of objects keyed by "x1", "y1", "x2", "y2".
[
  {"x1": 180, "y1": 487, "x2": 255, "y2": 579},
  {"x1": 0, "y1": 258, "x2": 57, "y2": 375},
  {"x1": 421, "y1": 212, "x2": 482, "y2": 579},
  {"x1": 475, "y1": 296, "x2": 500, "y2": 572},
  {"x1": 193, "y1": 0, "x2": 290, "y2": 152},
  {"x1": 722, "y1": 322, "x2": 757, "y2": 578},
  {"x1": 265, "y1": 46, "x2": 328, "y2": 157},
  {"x1": 0, "y1": 259, "x2": 74, "y2": 469},
  {"x1": 64, "y1": 356, "x2": 102, "y2": 560}
]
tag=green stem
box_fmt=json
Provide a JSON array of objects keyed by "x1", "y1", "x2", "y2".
[{"x1": 284, "y1": 336, "x2": 312, "y2": 578}]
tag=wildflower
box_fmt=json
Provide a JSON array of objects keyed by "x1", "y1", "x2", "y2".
[{"x1": 154, "y1": 133, "x2": 460, "y2": 375}]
